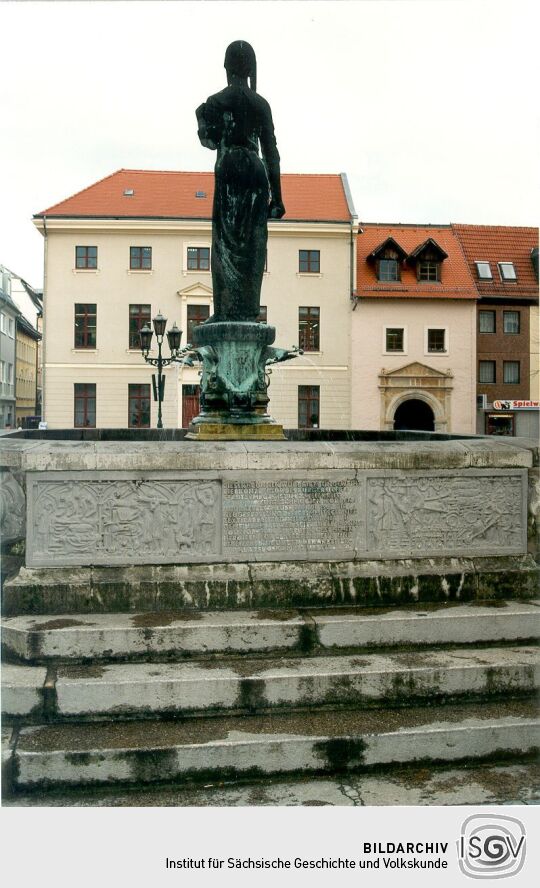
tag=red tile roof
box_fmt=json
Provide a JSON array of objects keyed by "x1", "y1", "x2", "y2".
[
  {"x1": 356, "y1": 224, "x2": 477, "y2": 299},
  {"x1": 452, "y1": 224, "x2": 539, "y2": 300},
  {"x1": 35, "y1": 169, "x2": 353, "y2": 223}
]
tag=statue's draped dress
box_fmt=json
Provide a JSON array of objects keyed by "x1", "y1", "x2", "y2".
[{"x1": 197, "y1": 85, "x2": 281, "y2": 322}]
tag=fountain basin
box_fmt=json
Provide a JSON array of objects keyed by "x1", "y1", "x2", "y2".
[{"x1": 1, "y1": 431, "x2": 538, "y2": 614}]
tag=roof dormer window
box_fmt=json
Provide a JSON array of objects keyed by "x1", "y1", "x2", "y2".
[
  {"x1": 408, "y1": 238, "x2": 447, "y2": 283},
  {"x1": 418, "y1": 260, "x2": 440, "y2": 282},
  {"x1": 498, "y1": 262, "x2": 517, "y2": 281},
  {"x1": 378, "y1": 258, "x2": 399, "y2": 281},
  {"x1": 369, "y1": 237, "x2": 407, "y2": 282}
]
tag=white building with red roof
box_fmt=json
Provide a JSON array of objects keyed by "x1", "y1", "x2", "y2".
[
  {"x1": 34, "y1": 169, "x2": 358, "y2": 430},
  {"x1": 352, "y1": 223, "x2": 478, "y2": 433}
]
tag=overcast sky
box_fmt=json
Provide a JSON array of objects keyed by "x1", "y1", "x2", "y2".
[{"x1": 1, "y1": 0, "x2": 538, "y2": 288}]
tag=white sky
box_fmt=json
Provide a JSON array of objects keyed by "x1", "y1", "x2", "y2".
[{"x1": 1, "y1": 0, "x2": 538, "y2": 288}]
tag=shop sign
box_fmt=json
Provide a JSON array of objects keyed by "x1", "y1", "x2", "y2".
[{"x1": 493, "y1": 400, "x2": 540, "y2": 411}]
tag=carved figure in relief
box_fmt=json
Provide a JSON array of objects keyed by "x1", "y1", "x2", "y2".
[
  {"x1": 367, "y1": 476, "x2": 522, "y2": 551},
  {"x1": 0, "y1": 471, "x2": 25, "y2": 541},
  {"x1": 32, "y1": 480, "x2": 220, "y2": 559}
]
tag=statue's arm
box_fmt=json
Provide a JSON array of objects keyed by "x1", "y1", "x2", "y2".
[
  {"x1": 196, "y1": 102, "x2": 218, "y2": 150},
  {"x1": 260, "y1": 105, "x2": 285, "y2": 219}
]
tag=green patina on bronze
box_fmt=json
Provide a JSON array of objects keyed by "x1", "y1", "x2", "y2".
[{"x1": 188, "y1": 40, "x2": 299, "y2": 435}]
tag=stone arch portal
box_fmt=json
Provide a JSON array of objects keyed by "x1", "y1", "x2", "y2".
[
  {"x1": 379, "y1": 362, "x2": 453, "y2": 432},
  {"x1": 393, "y1": 398, "x2": 435, "y2": 431}
]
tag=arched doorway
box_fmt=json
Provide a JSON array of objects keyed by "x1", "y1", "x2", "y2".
[{"x1": 393, "y1": 398, "x2": 435, "y2": 431}]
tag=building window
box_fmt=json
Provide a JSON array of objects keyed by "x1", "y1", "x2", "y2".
[
  {"x1": 486, "y1": 413, "x2": 514, "y2": 436},
  {"x1": 475, "y1": 261, "x2": 492, "y2": 280},
  {"x1": 503, "y1": 310, "x2": 520, "y2": 334},
  {"x1": 187, "y1": 304, "x2": 210, "y2": 342},
  {"x1": 187, "y1": 247, "x2": 210, "y2": 270},
  {"x1": 479, "y1": 310, "x2": 496, "y2": 333},
  {"x1": 74, "y1": 383, "x2": 96, "y2": 428},
  {"x1": 378, "y1": 259, "x2": 399, "y2": 281},
  {"x1": 130, "y1": 247, "x2": 152, "y2": 270},
  {"x1": 498, "y1": 262, "x2": 517, "y2": 281},
  {"x1": 258, "y1": 305, "x2": 267, "y2": 323},
  {"x1": 75, "y1": 246, "x2": 97, "y2": 269},
  {"x1": 74, "y1": 304, "x2": 97, "y2": 348},
  {"x1": 8, "y1": 317, "x2": 14, "y2": 337},
  {"x1": 427, "y1": 328, "x2": 447, "y2": 353},
  {"x1": 479, "y1": 361, "x2": 496, "y2": 384},
  {"x1": 503, "y1": 361, "x2": 520, "y2": 384},
  {"x1": 299, "y1": 306, "x2": 320, "y2": 351},
  {"x1": 418, "y1": 261, "x2": 440, "y2": 282},
  {"x1": 298, "y1": 385, "x2": 320, "y2": 428},
  {"x1": 128, "y1": 384, "x2": 151, "y2": 428},
  {"x1": 385, "y1": 327, "x2": 405, "y2": 352},
  {"x1": 129, "y1": 304, "x2": 151, "y2": 349},
  {"x1": 299, "y1": 250, "x2": 320, "y2": 273},
  {"x1": 0, "y1": 313, "x2": 5, "y2": 334}
]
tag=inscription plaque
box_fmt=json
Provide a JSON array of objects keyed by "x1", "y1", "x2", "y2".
[
  {"x1": 222, "y1": 478, "x2": 362, "y2": 556},
  {"x1": 26, "y1": 468, "x2": 527, "y2": 567}
]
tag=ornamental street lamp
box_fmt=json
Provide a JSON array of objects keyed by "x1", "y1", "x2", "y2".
[{"x1": 139, "y1": 312, "x2": 184, "y2": 429}]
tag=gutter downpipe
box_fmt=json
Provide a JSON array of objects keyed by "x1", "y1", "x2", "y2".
[{"x1": 41, "y1": 215, "x2": 47, "y2": 422}]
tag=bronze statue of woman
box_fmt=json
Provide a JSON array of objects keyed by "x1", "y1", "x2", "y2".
[{"x1": 196, "y1": 41, "x2": 285, "y2": 323}]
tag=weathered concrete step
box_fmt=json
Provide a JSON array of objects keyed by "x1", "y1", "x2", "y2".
[
  {"x1": 8, "y1": 700, "x2": 539, "y2": 790},
  {"x1": 3, "y1": 647, "x2": 537, "y2": 719},
  {"x1": 3, "y1": 600, "x2": 539, "y2": 662},
  {"x1": 4, "y1": 761, "x2": 539, "y2": 806},
  {"x1": 1, "y1": 610, "x2": 306, "y2": 661}
]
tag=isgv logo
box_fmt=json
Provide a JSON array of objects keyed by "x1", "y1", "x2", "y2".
[{"x1": 458, "y1": 814, "x2": 526, "y2": 879}]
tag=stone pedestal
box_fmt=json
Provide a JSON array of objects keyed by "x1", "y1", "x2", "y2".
[{"x1": 187, "y1": 321, "x2": 285, "y2": 439}]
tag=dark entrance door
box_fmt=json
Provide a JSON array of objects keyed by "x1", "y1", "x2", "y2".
[
  {"x1": 394, "y1": 398, "x2": 435, "y2": 431},
  {"x1": 182, "y1": 384, "x2": 201, "y2": 427}
]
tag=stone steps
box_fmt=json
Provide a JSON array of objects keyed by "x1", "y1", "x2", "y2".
[
  {"x1": 5, "y1": 761, "x2": 539, "y2": 807},
  {"x1": 3, "y1": 600, "x2": 539, "y2": 663},
  {"x1": 2, "y1": 646, "x2": 538, "y2": 721},
  {"x1": 2, "y1": 600, "x2": 538, "y2": 799},
  {"x1": 5, "y1": 700, "x2": 539, "y2": 792}
]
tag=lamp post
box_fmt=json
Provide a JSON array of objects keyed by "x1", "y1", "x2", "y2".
[{"x1": 139, "y1": 312, "x2": 183, "y2": 429}]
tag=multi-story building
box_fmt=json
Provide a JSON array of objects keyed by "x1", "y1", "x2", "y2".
[
  {"x1": 0, "y1": 269, "x2": 19, "y2": 429},
  {"x1": 453, "y1": 225, "x2": 539, "y2": 437},
  {"x1": 15, "y1": 315, "x2": 41, "y2": 426},
  {"x1": 351, "y1": 223, "x2": 478, "y2": 433},
  {"x1": 34, "y1": 169, "x2": 357, "y2": 429},
  {"x1": 0, "y1": 265, "x2": 43, "y2": 424}
]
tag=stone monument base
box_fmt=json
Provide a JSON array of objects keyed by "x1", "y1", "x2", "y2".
[{"x1": 186, "y1": 421, "x2": 285, "y2": 441}]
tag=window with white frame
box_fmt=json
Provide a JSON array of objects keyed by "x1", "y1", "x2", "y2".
[
  {"x1": 187, "y1": 246, "x2": 210, "y2": 271},
  {"x1": 0, "y1": 313, "x2": 6, "y2": 334},
  {"x1": 8, "y1": 317, "x2": 14, "y2": 337},
  {"x1": 384, "y1": 326, "x2": 406, "y2": 353},
  {"x1": 426, "y1": 327, "x2": 448, "y2": 354}
]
